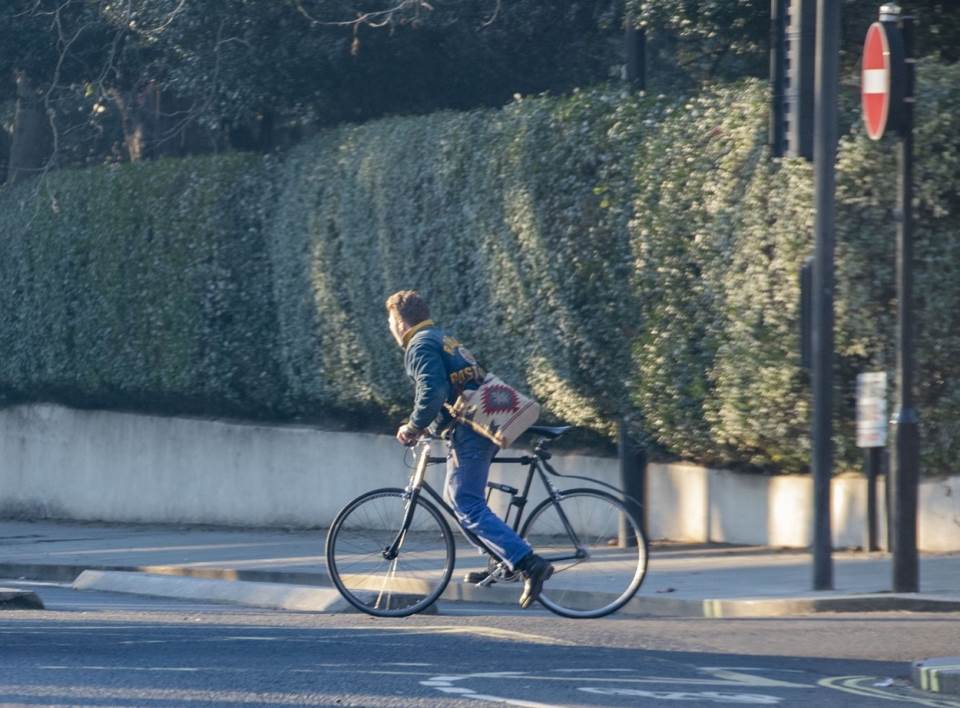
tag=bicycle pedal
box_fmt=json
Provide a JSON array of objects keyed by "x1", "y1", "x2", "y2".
[
  {"x1": 488, "y1": 567, "x2": 521, "y2": 585},
  {"x1": 476, "y1": 574, "x2": 498, "y2": 588},
  {"x1": 464, "y1": 570, "x2": 496, "y2": 585}
]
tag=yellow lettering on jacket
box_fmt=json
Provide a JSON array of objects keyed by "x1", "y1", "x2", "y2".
[{"x1": 450, "y1": 366, "x2": 484, "y2": 386}]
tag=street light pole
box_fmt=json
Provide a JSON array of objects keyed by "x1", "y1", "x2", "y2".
[
  {"x1": 769, "y1": 0, "x2": 787, "y2": 157},
  {"x1": 811, "y1": 0, "x2": 840, "y2": 591},
  {"x1": 889, "y1": 7, "x2": 919, "y2": 593}
]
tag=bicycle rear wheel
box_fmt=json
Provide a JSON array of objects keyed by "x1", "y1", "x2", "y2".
[
  {"x1": 520, "y1": 488, "x2": 647, "y2": 618},
  {"x1": 325, "y1": 488, "x2": 455, "y2": 617}
]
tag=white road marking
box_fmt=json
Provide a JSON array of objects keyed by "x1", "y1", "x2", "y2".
[
  {"x1": 820, "y1": 676, "x2": 960, "y2": 707},
  {"x1": 423, "y1": 667, "x2": 813, "y2": 688},
  {"x1": 580, "y1": 687, "x2": 781, "y2": 704},
  {"x1": 553, "y1": 668, "x2": 634, "y2": 673},
  {"x1": 384, "y1": 662, "x2": 434, "y2": 667},
  {"x1": 469, "y1": 695, "x2": 558, "y2": 707},
  {"x1": 419, "y1": 667, "x2": 815, "y2": 706},
  {"x1": 420, "y1": 671, "x2": 558, "y2": 707},
  {"x1": 39, "y1": 665, "x2": 203, "y2": 673},
  {"x1": 699, "y1": 667, "x2": 809, "y2": 688}
]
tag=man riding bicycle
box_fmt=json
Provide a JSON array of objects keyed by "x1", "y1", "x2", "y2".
[{"x1": 385, "y1": 290, "x2": 553, "y2": 609}]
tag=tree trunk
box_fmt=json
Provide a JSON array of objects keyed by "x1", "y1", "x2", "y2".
[
  {"x1": 7, "y1": 72, "x2": 53, "y2": 185},
  {"x1": 111, "y1": 83, "x2": 216, "y2": 160},
  {"x1": 111, "y1": 89, "x2": 142, "y2": 161}
]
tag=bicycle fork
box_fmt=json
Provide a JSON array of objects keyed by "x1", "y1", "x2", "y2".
[{"x1": 383, "y1": 440, "x2": 432, "y2": 561}]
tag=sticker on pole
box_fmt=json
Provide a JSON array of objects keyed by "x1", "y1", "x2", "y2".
[
  {"x1": 856, "y1": 372, "x2": 888, "y2": 448},
  {"x1": 861, "y1": 22, "x2": 904, "y2": 140}
]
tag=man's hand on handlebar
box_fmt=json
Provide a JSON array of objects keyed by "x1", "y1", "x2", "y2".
[{"x1": 396, "y1": 423, "x2": 424, "y2": 447}]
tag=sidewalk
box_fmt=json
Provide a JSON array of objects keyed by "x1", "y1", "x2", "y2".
[{"x1": 2, "y1": 518, "x2": 959, "y2": 617}]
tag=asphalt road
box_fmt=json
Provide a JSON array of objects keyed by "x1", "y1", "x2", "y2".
[{"x1": 2, "y1": 580, "x2": 959, "y2": 707}]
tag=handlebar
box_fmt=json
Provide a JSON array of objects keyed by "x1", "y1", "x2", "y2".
[{"x1": 402, "y1": 429, "x2": 561, "y2": 470}]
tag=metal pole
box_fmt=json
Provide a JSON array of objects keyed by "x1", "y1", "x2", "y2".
[
  {"x1": 866, "y1": 446, "x2": 881, "y2": 551},
  {"x1": 770, "y1": 0, "x2": 787, "y2": 156},
  {"x1": 785, "y1": 0, "x2": 817, "y2": 161},
  {"x1": 810, "y1": 0, "x2": 839, "y2": 591},
  {"x1": 618, "y1": 419, "x2": 646, "y2": 546},
  {"x1": 885, "y1": 447, "x2": 893, "y2": 551},
  {"x1": 800, "y1": 257, "x2": 814, "y2": 371},
  {"x1": 890, "y1": 13, "x2": 919, "y2": 593}
]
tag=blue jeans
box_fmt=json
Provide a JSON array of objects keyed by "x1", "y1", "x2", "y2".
[{"x1": 445, "y1": 424, "x2": 532, "y2": 570}]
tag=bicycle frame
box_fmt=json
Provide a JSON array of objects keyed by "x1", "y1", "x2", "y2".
[{"x1": 384, "y1": 438, "x2": 588, "y2": 565}]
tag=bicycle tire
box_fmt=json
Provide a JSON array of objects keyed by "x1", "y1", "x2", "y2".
[
  {"x1": 520, "y1": 488, "x2": 648, "y2": 618},
  {"x1": 325, "y1": 487, "x2": 455, "y2": 617}
]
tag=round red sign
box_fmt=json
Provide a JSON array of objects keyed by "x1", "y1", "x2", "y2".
[
  {"x1": 862, "y1": 22, "x2": 892, "y2": 140},
  {"x1": 862, "y1": 19, "x2": 907, "y2": 141}
]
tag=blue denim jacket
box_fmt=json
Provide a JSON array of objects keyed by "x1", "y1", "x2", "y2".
[{"x1": 402, "y1": 320, "x2": 484, "y2": 432}]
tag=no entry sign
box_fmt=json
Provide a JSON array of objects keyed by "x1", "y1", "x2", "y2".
[{"x1": 862, "y1": 21, "x2": 904, "y2": 140}]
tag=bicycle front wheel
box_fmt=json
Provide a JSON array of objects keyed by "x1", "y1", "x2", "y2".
[
  {"x1": 325, "y1": 488, "x2": 455, "y2": 617},
  {"x1": 520, "y1": 488, "x2": 648, "y2": 618}
]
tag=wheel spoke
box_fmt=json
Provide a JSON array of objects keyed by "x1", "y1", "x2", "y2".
[
  {"x1": 326, "y1": 489, "x2": 454, "y2": 617},
  {"x1": 375, "y1": 556, "x2": 400, "y2": 610}
]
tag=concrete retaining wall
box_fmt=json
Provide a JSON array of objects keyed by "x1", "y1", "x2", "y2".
[{"x1": 1, "y1": 404, "x2": 958, "y2": 551}]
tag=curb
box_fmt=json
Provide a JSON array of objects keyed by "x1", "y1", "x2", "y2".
[
  {"x1": 6, "y1": 562, "x2": 960, "y2": 618},
  {"x1": 72, "y1": 570, "x2": 349, "y2": 613},
  {"x1": 448, "y1": 587, "x2": 960, "y2": 618},
  {"x1": 0, "y1": 587, "x2": 45, "y2": 610},
  {"x1": 687, "y1": 594, "x2": 960, "y2": 618},
  {"x1": 0, "y1": 563, "x2": 333, "y2": 586},
  {"x1": 913, "y1": 657, "x2": 960, "y2": 696}
]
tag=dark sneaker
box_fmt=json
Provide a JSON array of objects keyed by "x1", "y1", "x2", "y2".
[{"x1": 518, "y1": 555, "x2": 554, "y2": 609}]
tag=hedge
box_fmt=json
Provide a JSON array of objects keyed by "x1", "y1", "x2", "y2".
[
  {"x1": 0, "y1": 155, "x2": 282, "y2": 417},
  {"x1": 1, "y1": 61, "x2": 958, "y2": 475}
]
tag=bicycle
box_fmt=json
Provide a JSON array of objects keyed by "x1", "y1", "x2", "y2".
[{"x1": 324, "y1": 425, "x2": 648, "y2": 619}]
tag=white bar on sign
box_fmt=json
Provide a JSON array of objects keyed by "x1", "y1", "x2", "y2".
[{"x1": 863, "y1": 68, "x2": 888, "y2": 94}]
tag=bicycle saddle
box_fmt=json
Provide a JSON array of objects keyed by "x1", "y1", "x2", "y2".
[{"x1": 527, "y1": 425, "x2": 571, "y2": 439}]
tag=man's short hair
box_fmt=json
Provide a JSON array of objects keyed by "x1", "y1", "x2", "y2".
[{"x1": 385, "y1": 290, "x2": 430, "y2": 326}]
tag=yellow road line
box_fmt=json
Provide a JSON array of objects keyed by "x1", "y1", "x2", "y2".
[
  {"x1": 328, "y1": 624, "x2": 575, "y2": 646},
  {"x1": 398, "y1": 625, "x2": 577, "y2": 646}
]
